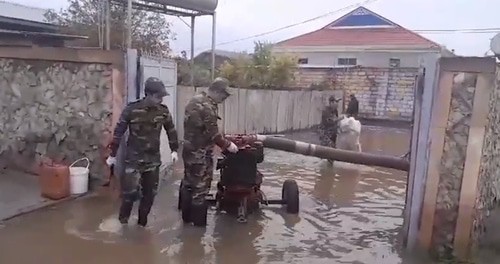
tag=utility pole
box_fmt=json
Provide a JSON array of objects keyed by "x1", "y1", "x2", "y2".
[
  {"x1": 210, "y1": 12, "x2": 216, "y2": 80},
  {"x1": 105, "y1": 0, "x2": 110, "y2": 50},
  {"x1": 127, "y1": 0, "x2": 132, "y2": 48},
  {"x1": 190, "y1": 16, "x2": 195, "y2": 86}
]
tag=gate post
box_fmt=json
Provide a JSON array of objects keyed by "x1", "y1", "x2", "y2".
[{"x1": 409, "y1": 57, "x2": 498, "y2": 260}]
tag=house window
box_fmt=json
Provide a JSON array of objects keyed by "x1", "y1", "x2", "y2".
[
  {"x1": 298, "y1": 58, "x2": 308, "y2": 64},
  {"x1": 338, "y1": 58, "x2": 357, "y2": 66},
  {"x1": 389, "y1": 58, "x2": 401, "y2": 68}
]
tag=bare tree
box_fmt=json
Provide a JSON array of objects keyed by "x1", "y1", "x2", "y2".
[{"x1": 45, "y1": 0, "x2": 175, "y2": 56}]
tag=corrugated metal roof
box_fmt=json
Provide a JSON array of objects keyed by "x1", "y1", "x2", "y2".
[
  {"x1": 0, "y1": 29, "x2": 87, "y2": 40},
  {"x1": 0, "y1": 1, "x2": 48, "y2": 23}
]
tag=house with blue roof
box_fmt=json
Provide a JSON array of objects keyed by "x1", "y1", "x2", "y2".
[{"x1": 274, "y1": 7, "x2": 452, "y2": 68}]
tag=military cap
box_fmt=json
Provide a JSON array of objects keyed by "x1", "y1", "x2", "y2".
[
  {"x1": 145, "y1": 77, "x2": 169, "y2": 97},
  {"x1": 328, "y1": 95, "x2": 337, "y2": 102},
  {"x1": 209, "y1": 77, "x2": 231, "y2": 96}
]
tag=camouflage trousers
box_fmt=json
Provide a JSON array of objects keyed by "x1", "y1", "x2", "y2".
[
  {"x1": 318, "y1": 127, "x2": 337, "y2": 148},
  {"x1": 182, "y1": 148, "x2": 214, "y2": 206},
  {"x1": 118, "y1": 163, "x2": 160, "y2": 223}
]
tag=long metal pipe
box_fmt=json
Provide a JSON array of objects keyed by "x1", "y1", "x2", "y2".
[
  {"x1": 255, "y1": 135, "x2": 410, "y2": 171},
  {"x1": 190, "y1": 15, "x2": 195, "y2": 86}
]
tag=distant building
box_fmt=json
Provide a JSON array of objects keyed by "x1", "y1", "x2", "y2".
[
  {"x1": 273, "y1": 6, "x2": 449, "y2": 68},
  {"x1": 0, "y1": 1, "x2": 85, "y2": 47},
  {"x1": 194, "y1": 49, "x2": 249, "y2": 68}
]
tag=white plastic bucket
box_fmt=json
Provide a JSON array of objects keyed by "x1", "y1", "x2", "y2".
[{"x1": 69, "y1": 158, "x2": 90, "y2": 195}]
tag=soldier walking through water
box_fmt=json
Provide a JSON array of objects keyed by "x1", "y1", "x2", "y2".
[
  {"x1": 182, "y1": 77, "x2": 238, "y2": 227},
  {"x1": 106, "y1": 77, "x2": 179, "y2": 227},
  {"x1": 319, "y1": 95, "x2": 340, "y2": 149}
]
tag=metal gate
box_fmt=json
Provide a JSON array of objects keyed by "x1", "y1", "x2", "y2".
[
  {"x1": 403, "y1": 67, "x2": 426, "y2": 248},
  {"x1": 138, "y1": 54, "x2": 177, "y2": 123},
  {"x1": 116, "y1": 50, "x2": 178, "y2": 177}
]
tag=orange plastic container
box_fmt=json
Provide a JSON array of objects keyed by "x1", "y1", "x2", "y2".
[{"x1": 38, "y1": 162, "x2": 71, "y2": 200}]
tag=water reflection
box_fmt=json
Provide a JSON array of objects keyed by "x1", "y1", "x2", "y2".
[
  {"x1": 313, "y1": 162, "x2": 362, "y2": 207},
  {"x1": 213, "y1": 213, "x2": 264, "y2": 264},
  {"x1": 0, "y1": 125, "x2": 411, "y2": 264},
  {"x1": 175, "y1": 227, "x2": 207, "y2": 263}
]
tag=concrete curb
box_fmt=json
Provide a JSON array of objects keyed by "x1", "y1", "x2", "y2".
[{"x1": 0, "y1": 192, "x2": 90, "y2": 222}]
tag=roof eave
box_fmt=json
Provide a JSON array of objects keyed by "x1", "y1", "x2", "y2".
[
  {"x1": 0, "y1": 15, "x2": 59, "y2": 32},
  {"x1": 0, "y1": 29, "x2": 88, "y2": 40},
  {"x1": 273, "y1": 45, "x2": 442, "y2": 53}
]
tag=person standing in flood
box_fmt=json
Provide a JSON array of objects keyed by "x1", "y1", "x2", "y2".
[
  {"x1": 106, "y1": 77, "x2": 179, "y2": 227},
  {"x1": 319, "y1": 95, "x2": 340, "y2": 149},
  {"x1": 346, "y1": 94, "x2": 359, "y2": 119},
  {"x1": 182, "y1": 77, "x2": 238, "y2": 227}
]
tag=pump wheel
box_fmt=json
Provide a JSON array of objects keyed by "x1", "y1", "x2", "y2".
[{"x1": 281, "y1": 179, "x2": 299, "y2": 214}]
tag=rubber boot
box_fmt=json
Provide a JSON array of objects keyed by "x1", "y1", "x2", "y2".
[
  {"x1": 118, "y1": 201, "x2": 133, "y2": 224},
  {"x1": 137, "y1": 213, "x2": 148, "y2": 227},
  {"x1": 137, "y1": 198, "x2": 154, "y2": 227},
  {"x1": 191, "y1": 203, "x2": 208, "y2": 227}
]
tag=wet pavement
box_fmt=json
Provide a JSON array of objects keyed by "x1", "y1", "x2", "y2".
[
  {"x1": 0, "y1": 125, "x2": 411, "y2": 264},
  {"x1": 0, "y1": 169, "x2": 50, "y2": 221},
  {"x1": 0, "y1": 169, "x2": 82, "y2": 221}
]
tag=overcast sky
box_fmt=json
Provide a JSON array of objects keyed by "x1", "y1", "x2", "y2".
[{"x1": 9, "y1": 0, "x2": 499, "y2": 56}]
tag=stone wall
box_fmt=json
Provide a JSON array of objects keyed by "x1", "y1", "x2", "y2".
[
  {"x1": 292, "y1": 67, "x2": 418, "y2": 121},
  {"x1": 0, "y1": 58, "x2": 113, "y2": 180},
  {"x1": 474, "y1": 69, "x2": 500, "y2": 248}
]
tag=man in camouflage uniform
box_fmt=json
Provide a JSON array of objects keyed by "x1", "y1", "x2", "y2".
[
  {"x1": 319, "y1": 95, "x2": 341, "y2": 148},
  {"x1": 106, "y1": 77, "x2": 179, "y2": 227},
  {"x1": 182, "y1": 77, "x2": 238, "y2": 227}
]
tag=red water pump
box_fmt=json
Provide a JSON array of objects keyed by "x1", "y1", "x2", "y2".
[{"x1": 178, "y1": 134, "x2": 299, "y2": 225}]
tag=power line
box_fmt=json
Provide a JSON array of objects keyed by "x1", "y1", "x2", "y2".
[
  {"x1": 185, "y1": 0, "x2": 499, "y2": 54},
  {"x1": 415, "y1": 28, "x2": 500, "y2": 34},
  {"x1": 187, "y1": 27, "x2": 499, "y2": 54},
  {"x1": 414, "y1": 27, "x2": 500, "y2": 32},
  {"x1": 193, "y1": 0, "x2": 380, "y2": 52}
]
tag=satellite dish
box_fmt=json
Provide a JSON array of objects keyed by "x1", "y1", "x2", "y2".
[{"x1": 490, "y1": 32, "x2": 500, "y2": 55}]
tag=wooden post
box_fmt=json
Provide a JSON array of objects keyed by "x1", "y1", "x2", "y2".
[{"x1": 453, "y1": 74, "x2": 494, "y2": 258}]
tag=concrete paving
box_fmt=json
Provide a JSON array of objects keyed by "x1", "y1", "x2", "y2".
[{"x1": 0, "y1": 169, "x2": 81, "y2": 221}]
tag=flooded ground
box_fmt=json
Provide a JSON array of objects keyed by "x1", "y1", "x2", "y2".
[{"x1": 0, "y1": 125, "x2": 411, "y2": 264}]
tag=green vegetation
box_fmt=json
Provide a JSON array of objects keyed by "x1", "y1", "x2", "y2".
[
  {"x1": 45, "y1": 0, "x2": 174, "y2": 56},
  {"x1": 218, "y1": 41, "x2": 298, "y2": 89}
]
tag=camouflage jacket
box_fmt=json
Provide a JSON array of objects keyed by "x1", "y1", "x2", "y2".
[
  {"x1": 183, "y1": 92, "x2": 230, "y2": 153},
  {"x1": 320, "y1": 105, "x2": 339, "y2": 130},
  {"x1": 109, "y1": 99, "x2": 179, "y2": 167}
]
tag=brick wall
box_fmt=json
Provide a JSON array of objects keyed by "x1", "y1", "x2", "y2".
[{"x1": 292, "y1": 67, "x2": 418, "y2": 121}]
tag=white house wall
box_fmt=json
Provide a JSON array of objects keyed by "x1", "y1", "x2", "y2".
[{"x1": 275, "y1": 51, "x2": 439, "y2": 68}]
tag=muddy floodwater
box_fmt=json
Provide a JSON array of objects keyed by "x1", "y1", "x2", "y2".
[{"x1": 0, "y1": 125, "x2": 411, "y2": 264}]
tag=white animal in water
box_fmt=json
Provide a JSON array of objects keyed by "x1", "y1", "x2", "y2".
[{"x1": 336, "y1": 115, "x2": 362, "y2": 152}]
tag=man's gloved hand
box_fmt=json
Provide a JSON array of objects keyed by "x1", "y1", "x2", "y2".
[
  {"x1": 171, "y1": 151, "x2": 178, "y2": 163},
  {"x1": 106, "y1": 156, "x2": 116, "y2": 166},
  {"x1": 227, "y1": 142, "x2": 238, "y2": 153}
]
